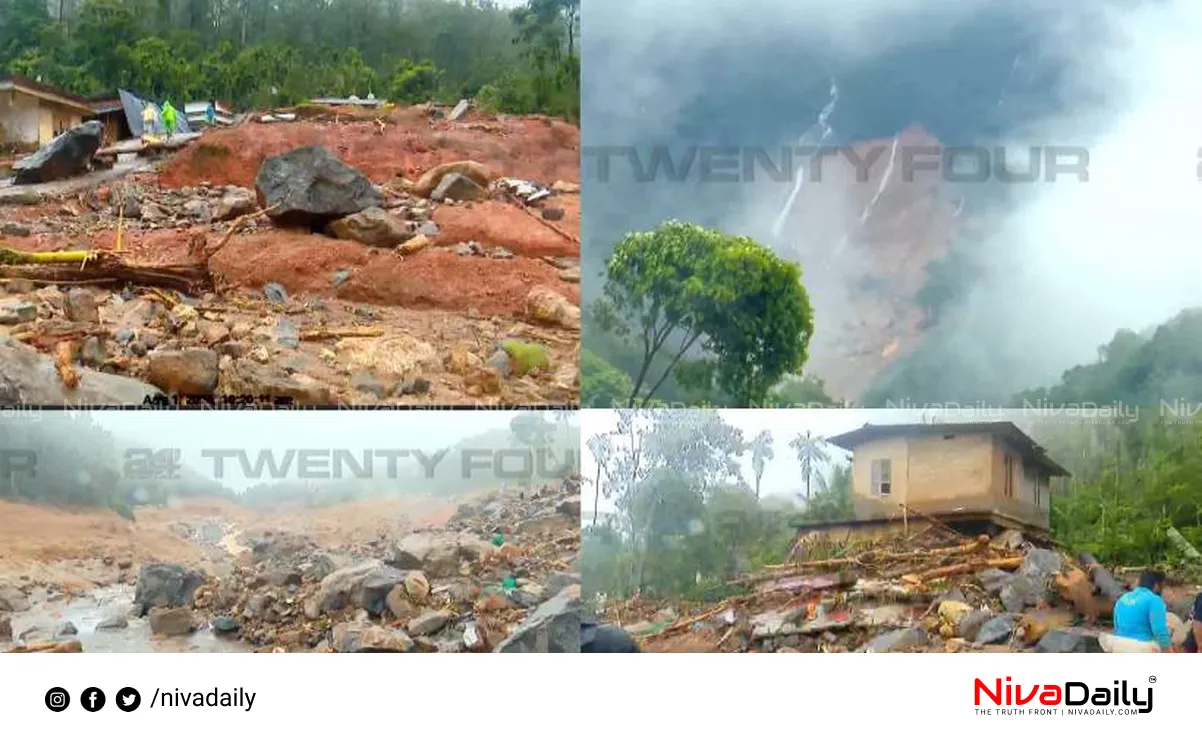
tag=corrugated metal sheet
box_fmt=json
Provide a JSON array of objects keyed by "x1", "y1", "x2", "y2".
[{"x1": 118, "y1": 89, "x2": 192, "y2": 137}]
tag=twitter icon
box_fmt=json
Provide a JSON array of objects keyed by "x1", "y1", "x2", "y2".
[{"x1": 115, "y1": 687, "x2": 141, "y2": 712}]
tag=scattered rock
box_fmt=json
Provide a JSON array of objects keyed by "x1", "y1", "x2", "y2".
[
  {"x1": 407, "y1": 610, "x2": 453, "y2": 636},
  {"x1": 0, "y1": 616, "x2": 10, "y2": 642},
  {"x1": 1037, "y1": 627, "x2": 1102, "y2": 653},
  {"x1": 975, "y1": 614, "x2": 1017, "y2": 645},
  {"x1": 860, "y1": 626, "x2": 928, "y2": 653},
  {"x1": 146, "y1": 349, "x2": 220, "y2": 395},
  {"x1": 526, "y1": 287, "x2": 580, "y2": 330},
  {"x1": 411, "y1": 161, "x2": 492, "y2": 198},
  {"x1": 213, "y1": 187, "x2": 257, "y2": 221},
  {"x1": 328, "y1": 207, "x2": 413, "y2": 247},
  {"x1": 0, "y1": 585, "x2": 30, "y2": 613},
  {"x1": 95, "y1": 613, "x2": 129, "y2": 631},
  {"x1": 56, "y1": 621, "x2": 78, "y2": 637},
  {"x1": 432, "y1": 172, "x2": 488, "y2": 202},
  {"x1": 331, "y1": 622, "x2": 415, "y2": 652},
  {"x1": 149, "y1": 607, "x2": 196, "y2": 636},
  {"x1": 496, "y1": 585, "x2": 582, "y2": 653}
]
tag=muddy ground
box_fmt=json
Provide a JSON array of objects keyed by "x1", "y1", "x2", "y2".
[
  {"x1": 0, "y1": 104, "x2": 580, "y2": 405},
  {"x1": 0, "y1": 477, "x2": 582, "y2": 652},
  {"x1": 602, "y1": 527, "x2": 1200, "y2": 653}
]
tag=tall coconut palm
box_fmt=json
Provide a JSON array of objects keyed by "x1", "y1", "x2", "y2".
[
  {"x1": 749, "y1": 430, "x2": 774, "y2": 500},
  {"x1": 789, "y1": 430, "x2": 830, "y2": 503}
]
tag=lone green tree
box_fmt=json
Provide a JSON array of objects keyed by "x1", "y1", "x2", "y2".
[{"x1": 592, "y1": 220, "x2": 814, "y2": 407}]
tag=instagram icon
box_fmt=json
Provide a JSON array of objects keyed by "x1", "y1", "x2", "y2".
[{"x1": 44, "y1": 687, "x2": 70, "y2": 712}]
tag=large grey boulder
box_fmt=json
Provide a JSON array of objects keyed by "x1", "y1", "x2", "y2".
[
  {"x1": 12, "y1": 121, "x2": 104, "y2": 184},
  {"x1": 134, "y1": 564, "x2": 206, "y2": 617},
  {"x1": 254, "y1": 146, "x2": 382, "y2": 229}
]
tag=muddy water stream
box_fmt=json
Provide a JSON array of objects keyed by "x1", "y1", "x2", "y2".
[{"x1": 6, "y1": 584, "x2": 250, "y2": 653}]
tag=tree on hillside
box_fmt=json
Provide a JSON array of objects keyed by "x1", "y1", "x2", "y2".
[
  {"x1": 586, "y1": 431, "x2": 612, "y2": 526},
  {"x1": 592, "y1": 220, "x2": 814, "y2": 407}
]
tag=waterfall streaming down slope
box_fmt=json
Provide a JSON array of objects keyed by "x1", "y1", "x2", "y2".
[{"x1": 771, "y1": 78, "x2": 839, "y2": 240}]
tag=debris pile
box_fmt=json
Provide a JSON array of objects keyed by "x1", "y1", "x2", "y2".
[
  {"x1": 606, "y1": 527, "x2": 1193, "y2": 653},
  {"x1": 0, "y1": 103, "x2": 580, "y2": 405},
  {"x1": 184, "y1": 477, "x2": 582, "y2": 652}
]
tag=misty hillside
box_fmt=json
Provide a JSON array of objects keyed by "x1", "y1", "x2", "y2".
[
  {"x1": 0, "y1": 413, "x2": 235, "y2": 517},
  {"x1": 583, "y1": 0, "x2": 1195, "y2": 407},
  {"x1": 239, "y1": 412, "x2": 580, "y2": 507}
]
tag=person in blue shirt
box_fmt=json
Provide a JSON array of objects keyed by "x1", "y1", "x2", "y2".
[{"x1": 1107, "y1": 570, "x2": 1172, "y2": 652}]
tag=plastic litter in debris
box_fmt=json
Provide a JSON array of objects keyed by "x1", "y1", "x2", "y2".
[
  {"x1": 276, "y1": 316, "x2": 300, "y2": 349},
  {"x1": 492, "y1": 532, "x2": 505, "y2": 547},
  {"x1": 263, "y1": 282, "x2": 288, "y2": 303},
  {"x1": 501, "y1": 576, "x2": 518, "y2": 590},
  {"x1": 332, "y1": 269, "x2": 351, "y2": 286}
]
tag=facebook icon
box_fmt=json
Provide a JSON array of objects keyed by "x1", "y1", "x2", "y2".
[{"x1": 81, "y1": 687, "x2": 106, "y2": 712}]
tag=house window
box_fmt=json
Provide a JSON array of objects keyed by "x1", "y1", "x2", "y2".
[
  {"x1": 1003, "y1": 455, "x2": 1014, "y2": 498},
  {"x1": 1033, "y1": 475, "x2": 1041, "y2": 507},
  {"x1": 871, "y1": 459, "x2": 891, "y2": 496}
]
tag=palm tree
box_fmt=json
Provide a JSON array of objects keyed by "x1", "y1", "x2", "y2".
[
  {"x1": 750, "y1": 430, "x2": 774, "y2": 500},
  {"x1": 789, "y1": 430, "x2": 830, "y2": 503}
]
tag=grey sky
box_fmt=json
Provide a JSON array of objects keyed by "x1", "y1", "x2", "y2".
[
  {"x1": 580, "y1": 407, "x2": 1112, "y2": 511},
  {"x1": 59, "y1": 411, "x2": 570, "y2": 492}
]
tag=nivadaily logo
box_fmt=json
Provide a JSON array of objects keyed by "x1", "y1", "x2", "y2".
[{"x1": 974, "y1": 676, "x2": 1155, "y2": 716}]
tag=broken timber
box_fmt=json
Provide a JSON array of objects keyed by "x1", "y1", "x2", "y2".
[{"x1": 0, "y1": 249, "x2": 212, "y2": 294}]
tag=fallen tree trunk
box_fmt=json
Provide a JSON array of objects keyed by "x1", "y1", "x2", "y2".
[
  {"x1": 0, "y1": 252, "x2": 213, "y2": 294},
  {"x1": 902, "y1": 556, "x2": 1024, "y2": 584}
]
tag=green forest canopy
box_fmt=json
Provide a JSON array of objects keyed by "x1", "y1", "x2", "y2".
[
  {"x1": 0, "y1": 411, "x2": 579, "y2": 516},
  {"x1": 0, "y1": 0, "x2": 579, "y2": 119},
  {"x1": 583, "y1": 411, "x2": 1202, "y2": 602}
]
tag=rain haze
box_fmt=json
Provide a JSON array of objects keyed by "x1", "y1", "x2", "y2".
[
  {"x1": 584, "y1": 0, "x2": 1202, "y2": 399},
  {"x1": 579, "y1": 407, "x2": 1079, "y2": 513},
  {"x1": 44, "y1": 410, "x2": 537, "y2": 492}
]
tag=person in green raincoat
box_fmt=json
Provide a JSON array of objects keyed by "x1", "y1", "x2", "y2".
[{"x1": 161, "y1": 100, "x2": 178, "y2": 137}]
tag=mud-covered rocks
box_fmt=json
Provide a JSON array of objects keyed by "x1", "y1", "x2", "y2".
[
  {"x1": 255, "y1": 146, "x2": 382, "y2": 228},
  {"x1": 331, "y1": 622, "x2": 415, "y2": 652},
  {"x1": 315, "y1": 560, "x2": 407, "y2": 616},
  {"x1": 95, "y1": 613, "x2": 129, "y2": 631},
  {"x1": 389, "y1": 532, "x2": 494, "y2": 578},
  {"x1": 408, "y1": 609, "x2": 453, "y2": 636},
  {"x1": 0, "y1": 616, "x2": 11, "y2": 642},
  {"x1": 431, "y1": 173, "x2": 488, "y2": 202},
  {"x1": 134, "y1": 563, "x2": 206, "y2": 616},
  {"x1": 496, "y1": 584, "x2": 582, "y2": 653},
  {"x1": 149, "y1": 607, "x2": 196, "y2": 636},
  {"x1": 410, "y1": 161, "x2": 492, "y2": 198},
  {"x1": 213, "y1": 187, "x2": 258, "y2": 221},
  {"x1": 327, "y1": 207, "x2": 414, "y2": 247},
  {"x1": 526, "y1": 287, "x2": 580, "y2": 330},
  {"x1": 0, "y1": 584, "x2": 30, "y2": 613},
  {"x1": 147, "y1": 349, "x2": 220, "y2": 395}
]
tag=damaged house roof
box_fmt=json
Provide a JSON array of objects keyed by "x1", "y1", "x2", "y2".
[{"x1": 0, "y1": 76, "x2": 96, "y2": 115}]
